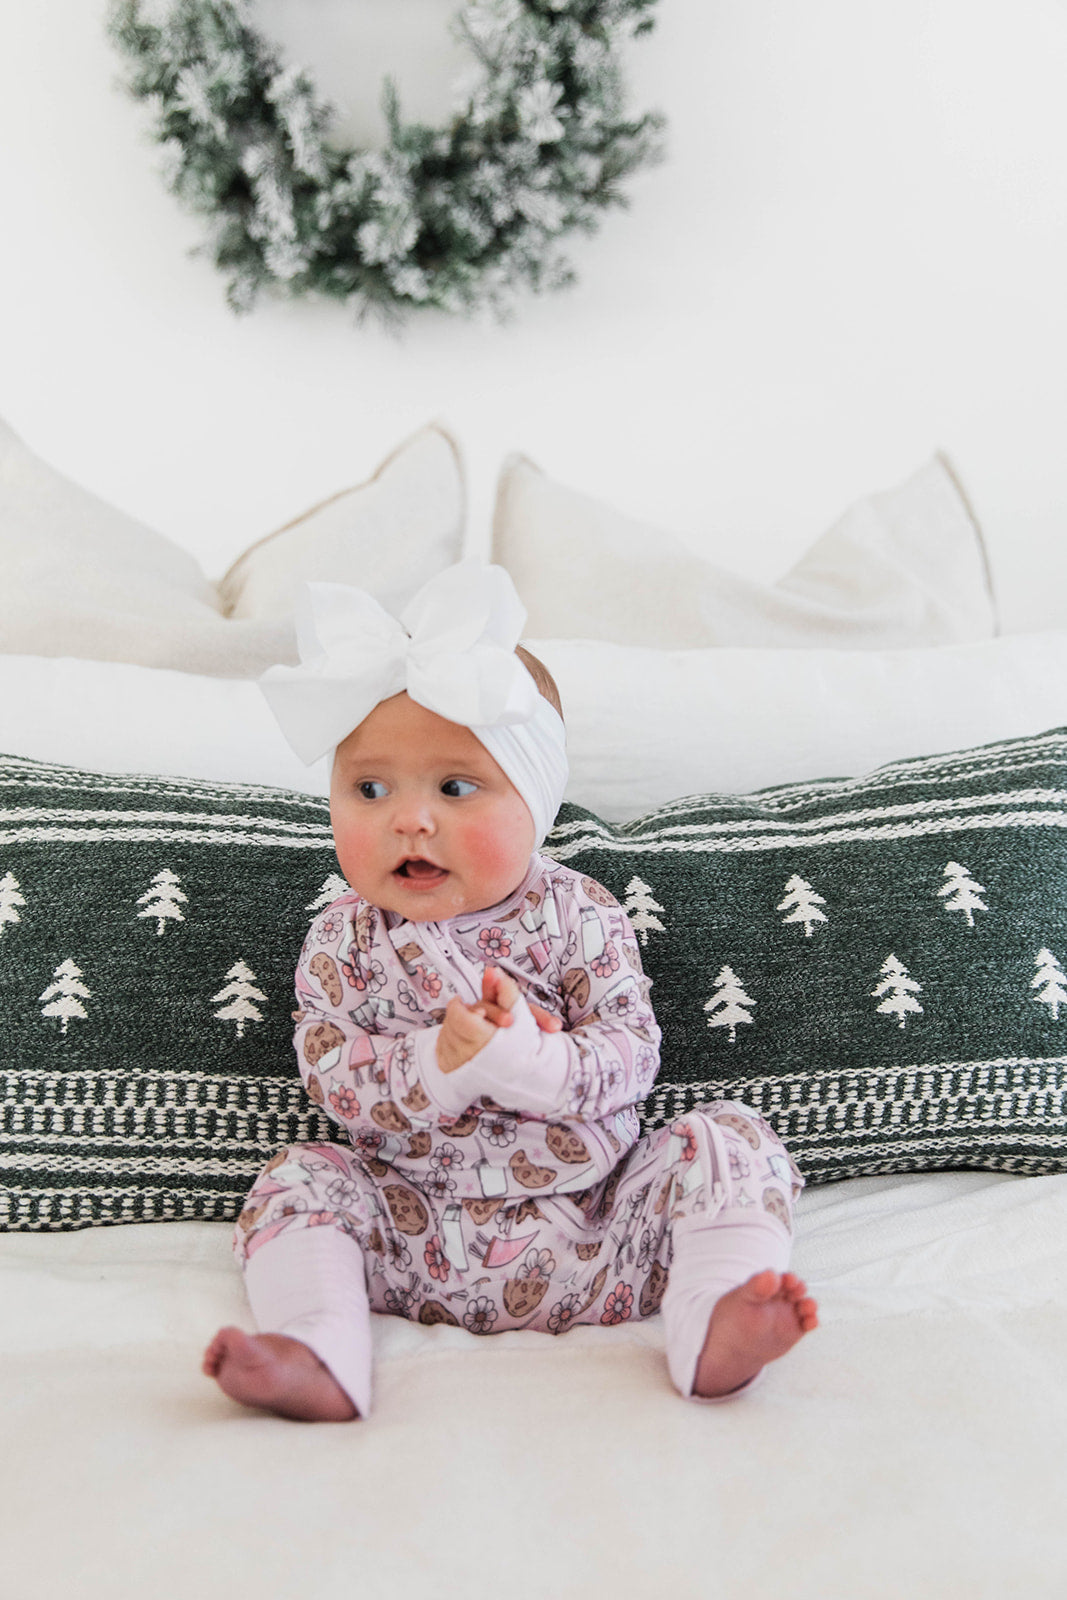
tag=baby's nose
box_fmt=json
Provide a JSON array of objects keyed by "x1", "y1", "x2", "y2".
[{"x1": 391, "y1": 796, "x2": 437, "y2": 836}]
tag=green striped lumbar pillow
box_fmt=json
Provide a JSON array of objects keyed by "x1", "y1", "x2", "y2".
[
  {"x1": 0, "y1": 755, "x2": 344, "y2": 1229},
  {"x1": 3, "y1": 731, "x2": 1066, "y2": 1229},
  {"x1": 545, "y1": 728, "x2": 1067, "y2": 1185}
]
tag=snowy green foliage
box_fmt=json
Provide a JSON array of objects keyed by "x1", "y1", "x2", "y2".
[{"x1": 107, "y1": 0, "x2": 665, "y2": 321}]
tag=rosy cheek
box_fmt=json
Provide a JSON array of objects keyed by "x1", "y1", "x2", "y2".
[
  {"x1": 455, "y1": 810, "x2": 533, "y2": 883},
  {"x1": 331, "y1": 812, "x2": 380, "y2": 887}
]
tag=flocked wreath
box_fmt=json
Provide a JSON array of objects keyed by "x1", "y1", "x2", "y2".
[{"x1": 108, "y1": 0, "x2": 664, "y2": 322}]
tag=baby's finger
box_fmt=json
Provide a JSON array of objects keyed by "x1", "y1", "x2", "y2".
[
  {"x1": 443, "y1": 997, "x2": 490, "y2": 1040},
  {"x1": 472, "y1": 1001, "x2": 514, "y2": 1028},
  {"x1": 482, "y1": 964, "x2": 519, "y2": 1006},
  {"x1": 528, "y1": 1002, "x2": 562, "y2": 1033}
]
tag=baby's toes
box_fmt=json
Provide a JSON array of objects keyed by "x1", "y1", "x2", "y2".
[
  {"x1": 202, "y1": 1326, "x2": 236, "y2": 1373},
  {"x1": 796, "y1": 1296, "x2": 819, "y2": 1331}
]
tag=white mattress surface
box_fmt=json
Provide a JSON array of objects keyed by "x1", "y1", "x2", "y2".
[{"x1": 3, "y1": 1170, "x2": 1066, "y2": 1600}]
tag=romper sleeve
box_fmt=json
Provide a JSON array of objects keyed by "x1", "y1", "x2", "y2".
[
  {"x1": 293, "y1": 903, "x2": 445, "y2": 1138},
  {"x1": 410, "y1": 876, "x2": 661, "y2": 1123}
]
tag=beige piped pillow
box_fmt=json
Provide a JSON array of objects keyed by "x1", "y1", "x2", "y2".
[
  {"x1": 492, "y1": 453, "x2": 996, "y2": 648},
  {"x1": 0, "y1": 417, "x2": 465, "y2": 678}
]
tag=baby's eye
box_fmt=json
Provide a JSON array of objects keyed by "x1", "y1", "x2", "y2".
[
  {"x1": 440, "y1": 778, "x2": 478, "y2": 798},
  {"x1": 358, "y1": 780, "x2": 388, "y2": 800}
]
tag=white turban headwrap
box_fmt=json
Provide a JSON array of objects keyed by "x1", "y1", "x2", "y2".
[{"x1": 259, "y1": 561, "x2": 569, "y2": 847}]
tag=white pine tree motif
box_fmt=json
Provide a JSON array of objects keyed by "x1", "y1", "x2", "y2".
[
  {"x1": 937, "y1": 861, "x2": 987, "y2": 928},
  {"x1": 39, "y1": 959, "x2": 92, "y2": 1035},
  {"x1": 1031, "y1": 948, "x2": 1067, "y2": 1021},
  {"x1": 872, "y1": 954, "x2": 923, "y2": 1030},
  {"x1": 777, "y1": 874, "x2": 828, "y2": 938},
  {"x1": 137, "y1": 868, "x2": 188, "y2": 936},
  {"x1": 704, "y1": 965, "x2": 756, "y2": 1043},
  {"x1": 212, "y1": 960, "x2": 267, "y2": 1038},
  {"x1": 622, "y1": 876, "x2": 666, "y2": 946},
  {"x1": 306, "y1": 874, "x2": 350, "y2": 911},
  {"x1": 0, "y1": 871, "x2": 26, "y2": 937}
]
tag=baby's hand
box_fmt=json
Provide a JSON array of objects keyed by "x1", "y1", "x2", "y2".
[
  {"x1": 476, "y1": 966, "x2": 563, "y2": 1036},
  {"x1": 436, "y1": 997, "x2": 497, "y2": 1074},
  {"x1": 435, "y1": 967, "x2": 562, "y2": 1074}
]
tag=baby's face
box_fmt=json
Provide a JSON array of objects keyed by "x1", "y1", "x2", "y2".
[{"x1": 330, "y1": 693, "x2": 536, "y2": 923}]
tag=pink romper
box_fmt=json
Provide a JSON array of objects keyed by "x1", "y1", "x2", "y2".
[{"x1": 235, "y1": 854, "x2": 805, "y2": 1414}]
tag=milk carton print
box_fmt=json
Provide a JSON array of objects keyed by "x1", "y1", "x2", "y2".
[
  {"x1": 522, "y1": 894, "x2": 562, "y2": 972},
  {"x1": 580, "y1": 905, "x2": 606, "y2": 964}
]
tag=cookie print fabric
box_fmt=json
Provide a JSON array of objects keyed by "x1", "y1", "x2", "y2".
[
  {"x1": 286, "y1": 854, "x2": 661, "y2": 1204},
  {"x1": 235, "y1": 1101, "x2": 804, "y2": 1364}
]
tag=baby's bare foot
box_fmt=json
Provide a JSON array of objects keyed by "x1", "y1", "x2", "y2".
[
  {"x1": 692, "y1": 1270, "x2": 818, "y2": 1399},
  {"x1": 202, "y1": 1327, "x2": 358, "y2": 1422}
]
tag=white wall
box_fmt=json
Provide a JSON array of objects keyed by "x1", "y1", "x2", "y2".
[{"x1": 2, "y1": 0, "x2": 1066, "y2": 628}]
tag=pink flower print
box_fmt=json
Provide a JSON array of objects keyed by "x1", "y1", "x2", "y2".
[
  {"x1": 424, "y1": 1171, "x2": 455, "y2": 1201},
  {"x1": 386, "y1": 1234, "x2": 412, "y2": 1272},
  {"x1": 328, "y1": 1085, "x2": 360, "y2": 1121},
  {"x1": 590, "y1": 941, "x2": 620, "y2": 979},
  {"x1": 317, "y1": 913, "x2": 344, "y2": 944},
  {"x1": 477, "y1": 927, "x2": 512, "y2": 961},
  {"x1": 548, "y1": 1292, "x2": 582, "y2": 1334},
  {"x1": 307, "y1": 1210, "x2": 335, "y2": 1228},
  {"x1": 600, "y1": 1282, "x2": 634, "y2": 1325},
  {"x1": 352, "y1": 1130, "x2": 384, "y2": 1162},
  {"x1": 325, "y1": 1176, "x2": 359, "y2": 1209},
  {"x1": 341, "y1": 957, "x2": 385, "y2": 993},
  {"x1": 417, "y1": 965, "x2": 443, "y2": 999},
  {"x1": 424, "y1": 1234, "x2": 450, "y2": 1282},
  {"x1": 463, "y1": 1295, "x2": 499, "y2": 1335},
  {"x1": 480, "y1": 1111, "x2": 517, "y2": 1148},
  {"x1": 636, "y1": 1046, "x2": 657, "y2": 1083},
  {"x1": 431, "y1": 1141, "x2": 466, "y2": 1176},
  {"x1": 384, "y1": 1277, "x2": 419, "y2": 1316},
  {"x1": 606, "y1": 985, "x2": 639, "y2": 1019},
  {"x1": 516, "y1": 1248, "x2": 556, "y2": 1282},
  {"x1": 676, "y1": 1123, "x2": 698, "y2": 1163},
  {"x1": 727, "y1": 1144, "x2": 751, "y2": 1182},
  {"x1": 396, "y1": 980, "x2": 420, "y2": 1013}
]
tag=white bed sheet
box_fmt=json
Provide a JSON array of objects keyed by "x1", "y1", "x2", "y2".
[{"x1": 3, "y1": 1170, "x2": 1065, "y2": 1600}]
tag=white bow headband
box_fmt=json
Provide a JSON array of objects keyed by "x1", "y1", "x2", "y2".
[{"x1": 259, "y1": 562, "x2": 568, "y2": 846}]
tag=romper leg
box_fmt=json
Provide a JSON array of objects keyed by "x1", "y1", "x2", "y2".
[
  {"x1": 233, "y1": 1142, "x2": 378, "y2": 1415},
  {"x1": 659, "y1": 1102, "x2": 804, "y2": 1401},
  {"x1": 244, "y1": 1227, "x2": 373, "y2": 1418}
]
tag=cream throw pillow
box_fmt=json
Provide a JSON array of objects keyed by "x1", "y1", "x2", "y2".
[
  {"x1": 216, "y1": 428, "x2": 465, "y2": 623},
  {"x1": 0, "y1": 418, "x2": 464, "y2": 678},
  {"x1": 493, "y1": 454, "x2": 996, "y2": 647},
  {"x1": 528, "y1": 630, "x2": 1067, "y2": 820}
]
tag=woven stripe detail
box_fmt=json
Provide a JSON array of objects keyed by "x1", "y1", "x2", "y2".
[
  {"x1": 549, "y1": 809, "x2": 1067, "y2": 859},
  {"x1": 640, "y1": 1058, "x2": 1067, "y2": 1156}
]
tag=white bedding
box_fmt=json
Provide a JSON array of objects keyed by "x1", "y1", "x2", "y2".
[{"x1": 3, "y1": 1170, "x2": 1065, "y2": 1600}]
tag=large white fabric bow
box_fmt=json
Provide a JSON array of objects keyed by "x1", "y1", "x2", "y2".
[{"x1": 259, "y1": 562, "x2": 543, "y2": 766}]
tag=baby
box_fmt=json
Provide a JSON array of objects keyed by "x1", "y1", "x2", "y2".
[{"x1": 203, "y1": 563, "x2": 817, "y2": 1420}]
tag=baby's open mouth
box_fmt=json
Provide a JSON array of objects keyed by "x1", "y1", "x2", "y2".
[{"x1": 395, "y1": 858, "x2": 448, "y2": 882}]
